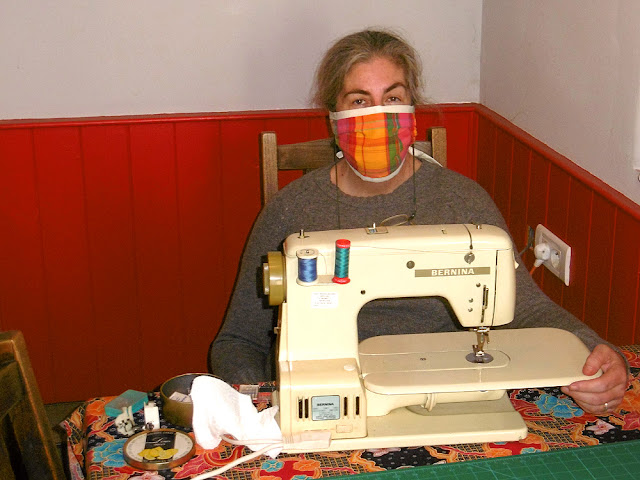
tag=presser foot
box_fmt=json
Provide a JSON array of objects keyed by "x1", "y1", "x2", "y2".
[
  {"x1": 465, "y1": 349, "x2": 494, "y2": 363},
  {"x1": 466, "y1": 326, "x2": 494, "y2": 363}
]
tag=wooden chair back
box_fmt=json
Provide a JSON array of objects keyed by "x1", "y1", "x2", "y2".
[
  {"x1": 0, "y1": 330, "x2": 66, "y2": 480},
  {"x1": 260, "y1": 127, "x2": 447, "y2": 205}
]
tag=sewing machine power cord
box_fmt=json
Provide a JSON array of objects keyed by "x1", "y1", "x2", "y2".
[{"x1": 189, "y1": 432, "x2": 332, "y2": 480}]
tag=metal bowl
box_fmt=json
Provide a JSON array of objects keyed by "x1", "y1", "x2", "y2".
[{"x1": 160, "y1": 373, "x2": 217, "y2": 427}]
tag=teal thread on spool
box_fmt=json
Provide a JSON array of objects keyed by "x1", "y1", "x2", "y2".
[{"x1": 332, "y1": 238, "x2": 351, "y2": 284}]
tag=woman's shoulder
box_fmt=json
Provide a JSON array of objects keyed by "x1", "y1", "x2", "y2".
[
  {"x1": 268, "y1": 164, "x2": 334, "y2": 203},
  {"x1": 420, "y1": 161, "x2": 490, "y2": 196},
  {"x1": 416, "y1": 161, "x2": 503, "y2": 224},
  {"x1": 257, "y1": 164, "x2": 336, "y2": 228}
]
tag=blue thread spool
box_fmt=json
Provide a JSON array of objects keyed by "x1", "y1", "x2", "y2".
[
  {"x1": 297, "y1": 248, "x2": 318, "y2": 284},
  {"x1": 333, "y1": 239, "x2": 351, "y2": 284}
]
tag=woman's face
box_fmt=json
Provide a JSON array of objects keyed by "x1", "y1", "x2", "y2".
[{"x1": 335, "y1": 56, "x2": 410, "y2": 112}]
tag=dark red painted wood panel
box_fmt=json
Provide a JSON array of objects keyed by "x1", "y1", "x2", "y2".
[
  {"x1": 583, "y1": 194, "x2": 615, "y2": 339},
  {"x1": 33, "y1": 127, "x2": 98, "y2": 401},
  {"x1": 563, "y1": 180, "x2": 593, "y2": 321},
  {"x1": 541, "y1": 164, "x2": 572, "y2": 305},
  {"x1": 81, "y1": 124, "x2": 141, "y2": 395},
  {"x1": 416, "y1": 106, "x2": 475, "y2": 176},
  {"x1": 175, "y1": 121, "x2": 225, "y2": 373},
  {"x1": 508, "y1": 140, "x2": 531, "y2": 251},
  {"x1": 524, "y1": 151, "x2": 550, "y2": 275},
  {"x1": 493, "y1": 129, "x2": 513, "y2": 222},
  {"x1": 0, "y1": 128, "x2": 56, "y2": 401},
  {"x1": 475, "y1": 114, "x2": 496, "y2": 197},
  {"x1": 129, "y1": 123, "x2": 184, "y2": 392},
  {"x1": 218, "y1": 118, "x2": 264, "y2": 294},
  {"x1": 608, "y1": 210, "x2": 640, "y2": 345}
]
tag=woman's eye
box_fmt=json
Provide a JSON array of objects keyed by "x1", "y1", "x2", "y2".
[
  {"x1": 386, "y1": 96, "x2": 402, "y2": 103},
  {"x1": 353, "y1": 98, "x2": 367, "y2": 106}
]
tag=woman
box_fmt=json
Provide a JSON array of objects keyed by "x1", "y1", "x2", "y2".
[{"x1": 209, "y1": 29, "x2": 627, "y2": 415}]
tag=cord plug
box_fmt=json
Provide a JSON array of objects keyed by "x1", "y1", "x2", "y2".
[{"x1": 533, "y1": 242, "x2": 550, "y2": 268}]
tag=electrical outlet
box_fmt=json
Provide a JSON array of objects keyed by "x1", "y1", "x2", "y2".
[{"x1": 534, "y1": 225, "x2": 571, "y2": 286}]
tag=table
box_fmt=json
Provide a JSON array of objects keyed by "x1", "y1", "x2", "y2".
[{"x1": 62, "y1": 345, "x2": 640, "y2": 480}]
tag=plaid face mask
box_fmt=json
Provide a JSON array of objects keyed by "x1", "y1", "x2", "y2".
[{"x1": 330, "y1": 105, "x2": 416, "y2": 182}]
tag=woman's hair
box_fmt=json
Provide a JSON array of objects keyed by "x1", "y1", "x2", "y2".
[{"x1": 312, "y1": 29, "x2": 424, "y2": 111}]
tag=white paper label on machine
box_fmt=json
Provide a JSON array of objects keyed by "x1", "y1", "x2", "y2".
[{"x1": 311, "y1": 292, "x2": 338, "y2": 309}]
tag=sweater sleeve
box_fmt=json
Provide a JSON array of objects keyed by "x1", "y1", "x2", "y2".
[
  {"x1": 508, "y1": 257, "x2": 624, "y2": 355},
  {"x1": 208, "y1": 166, "x2": 338, "y2": 384},
  {"x1": 209, "y1": 200, "x2": 289, "y2": 384},
  {"x1": 448, "y1": 172, "x2": 620, "y2": 355}
]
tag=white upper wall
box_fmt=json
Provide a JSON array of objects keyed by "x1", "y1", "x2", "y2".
[
  {"x1": 4, "y1": 1, "x2": 639, "y2": 206},
  {"x1": 0, "y1": 0, "x2": 481, "y2": 119},
  {"x1": 481, "y1": 0, "x2": 640, "y2": 205}
]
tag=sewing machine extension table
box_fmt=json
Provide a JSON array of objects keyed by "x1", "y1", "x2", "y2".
[{"x1": 62, "y1": 345, "x2": 640, "y2": 480}]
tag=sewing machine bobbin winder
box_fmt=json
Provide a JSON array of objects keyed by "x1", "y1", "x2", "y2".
[{"x1": 262, "y1": 224, "x2": 598, "y2": 452}]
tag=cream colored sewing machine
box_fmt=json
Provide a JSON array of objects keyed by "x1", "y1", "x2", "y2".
[{"x1": 262, "y1": 224, "x2": 597, "y2": 452}]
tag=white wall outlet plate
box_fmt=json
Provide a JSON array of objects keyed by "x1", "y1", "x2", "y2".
[{"x1": 534, "y1": 225, "x2": 571, "y2": 286}]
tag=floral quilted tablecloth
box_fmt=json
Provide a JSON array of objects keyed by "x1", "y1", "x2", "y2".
[{"x1": 62, "y1": 345, "x2": 640, "y2": 480}]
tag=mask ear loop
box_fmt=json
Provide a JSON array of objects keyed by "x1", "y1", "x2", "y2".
[
  {"x1": 333, "y1": 142, "x2": 343, "y2": 229},
  {"x1": 408, "y1": 151, "x2": 417, "y2": 225}
]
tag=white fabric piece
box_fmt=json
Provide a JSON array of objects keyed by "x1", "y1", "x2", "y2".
[{"x1": 190, "y1": 375, "x2": 283, "y2": 458}]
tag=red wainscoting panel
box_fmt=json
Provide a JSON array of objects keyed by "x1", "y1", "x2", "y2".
[
  {"x1": 33, "y1": 126, "x2": 99, "y2": 401},
  {"x1": 82, "y1": 124, "x2": 141, "y2": 395},
  {"x1": 0, "y1": 105, "x2": 475, "y2": 402},
  {"x1": 174, "y1": 121, "x2": 226, "y2": 383},
  {"x1": 562, "y1": 179, "x2": 592, "y2": 323},
  {"x1": 542, "y1": 164, "x2": 572, "y2": 307},
  {"x1": 583, "y1": 195, "x2": 616, "y2": 340},
  {"x1": 0, "y1": 128, "x2": 56, "y2": 402},
  {"x1": 1, "y1": 104, "x2": 638, "y2": 402},
  {"x1": 474, "y1": 104, "x2": 640, "y2": 348},
  {"x1": 609, "y1": 209, "x2": 640, "y2": 345}
]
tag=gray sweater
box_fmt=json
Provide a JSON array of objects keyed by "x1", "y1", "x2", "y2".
[{"x1": 210, "y1": 160, "x2": 607, "y2": 384}]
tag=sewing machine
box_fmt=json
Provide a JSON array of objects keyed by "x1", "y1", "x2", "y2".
[{"x1": 262, "y1": 224, "x2": 598, "y2": 452}]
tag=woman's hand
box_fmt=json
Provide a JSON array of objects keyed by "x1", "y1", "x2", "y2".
[{"x1": 561, "y1": 344, "x2": 629, "y2": 414}]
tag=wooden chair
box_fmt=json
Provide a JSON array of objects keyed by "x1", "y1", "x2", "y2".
[
  {"x1": 260, "y1": 127, "x2": 447, "y2": 205},
  {"x1": 0, "y1": 330, "x2": 66, "y2": 480}
]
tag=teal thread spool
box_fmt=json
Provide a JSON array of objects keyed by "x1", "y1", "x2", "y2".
[{"x1": 332, "y1": 238, "x2": 351, "y2": 284}]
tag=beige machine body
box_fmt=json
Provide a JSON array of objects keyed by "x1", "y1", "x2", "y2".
[{"x1": 263, "y1": 224, "x2": 597, "y2": 452}]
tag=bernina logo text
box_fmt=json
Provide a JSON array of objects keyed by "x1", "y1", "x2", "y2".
[{"x1": 415, "y1": 267, "x2": 491, "y2": 277}]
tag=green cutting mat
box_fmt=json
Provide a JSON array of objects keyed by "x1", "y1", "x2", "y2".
[{"x1": 355, "y1": 440, "x2": 640, "y2": 479}]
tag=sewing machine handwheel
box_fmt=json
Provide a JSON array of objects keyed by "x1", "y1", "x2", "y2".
[{"x1": 263, "y1": 251, "x2": 285, "y2": 305}]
